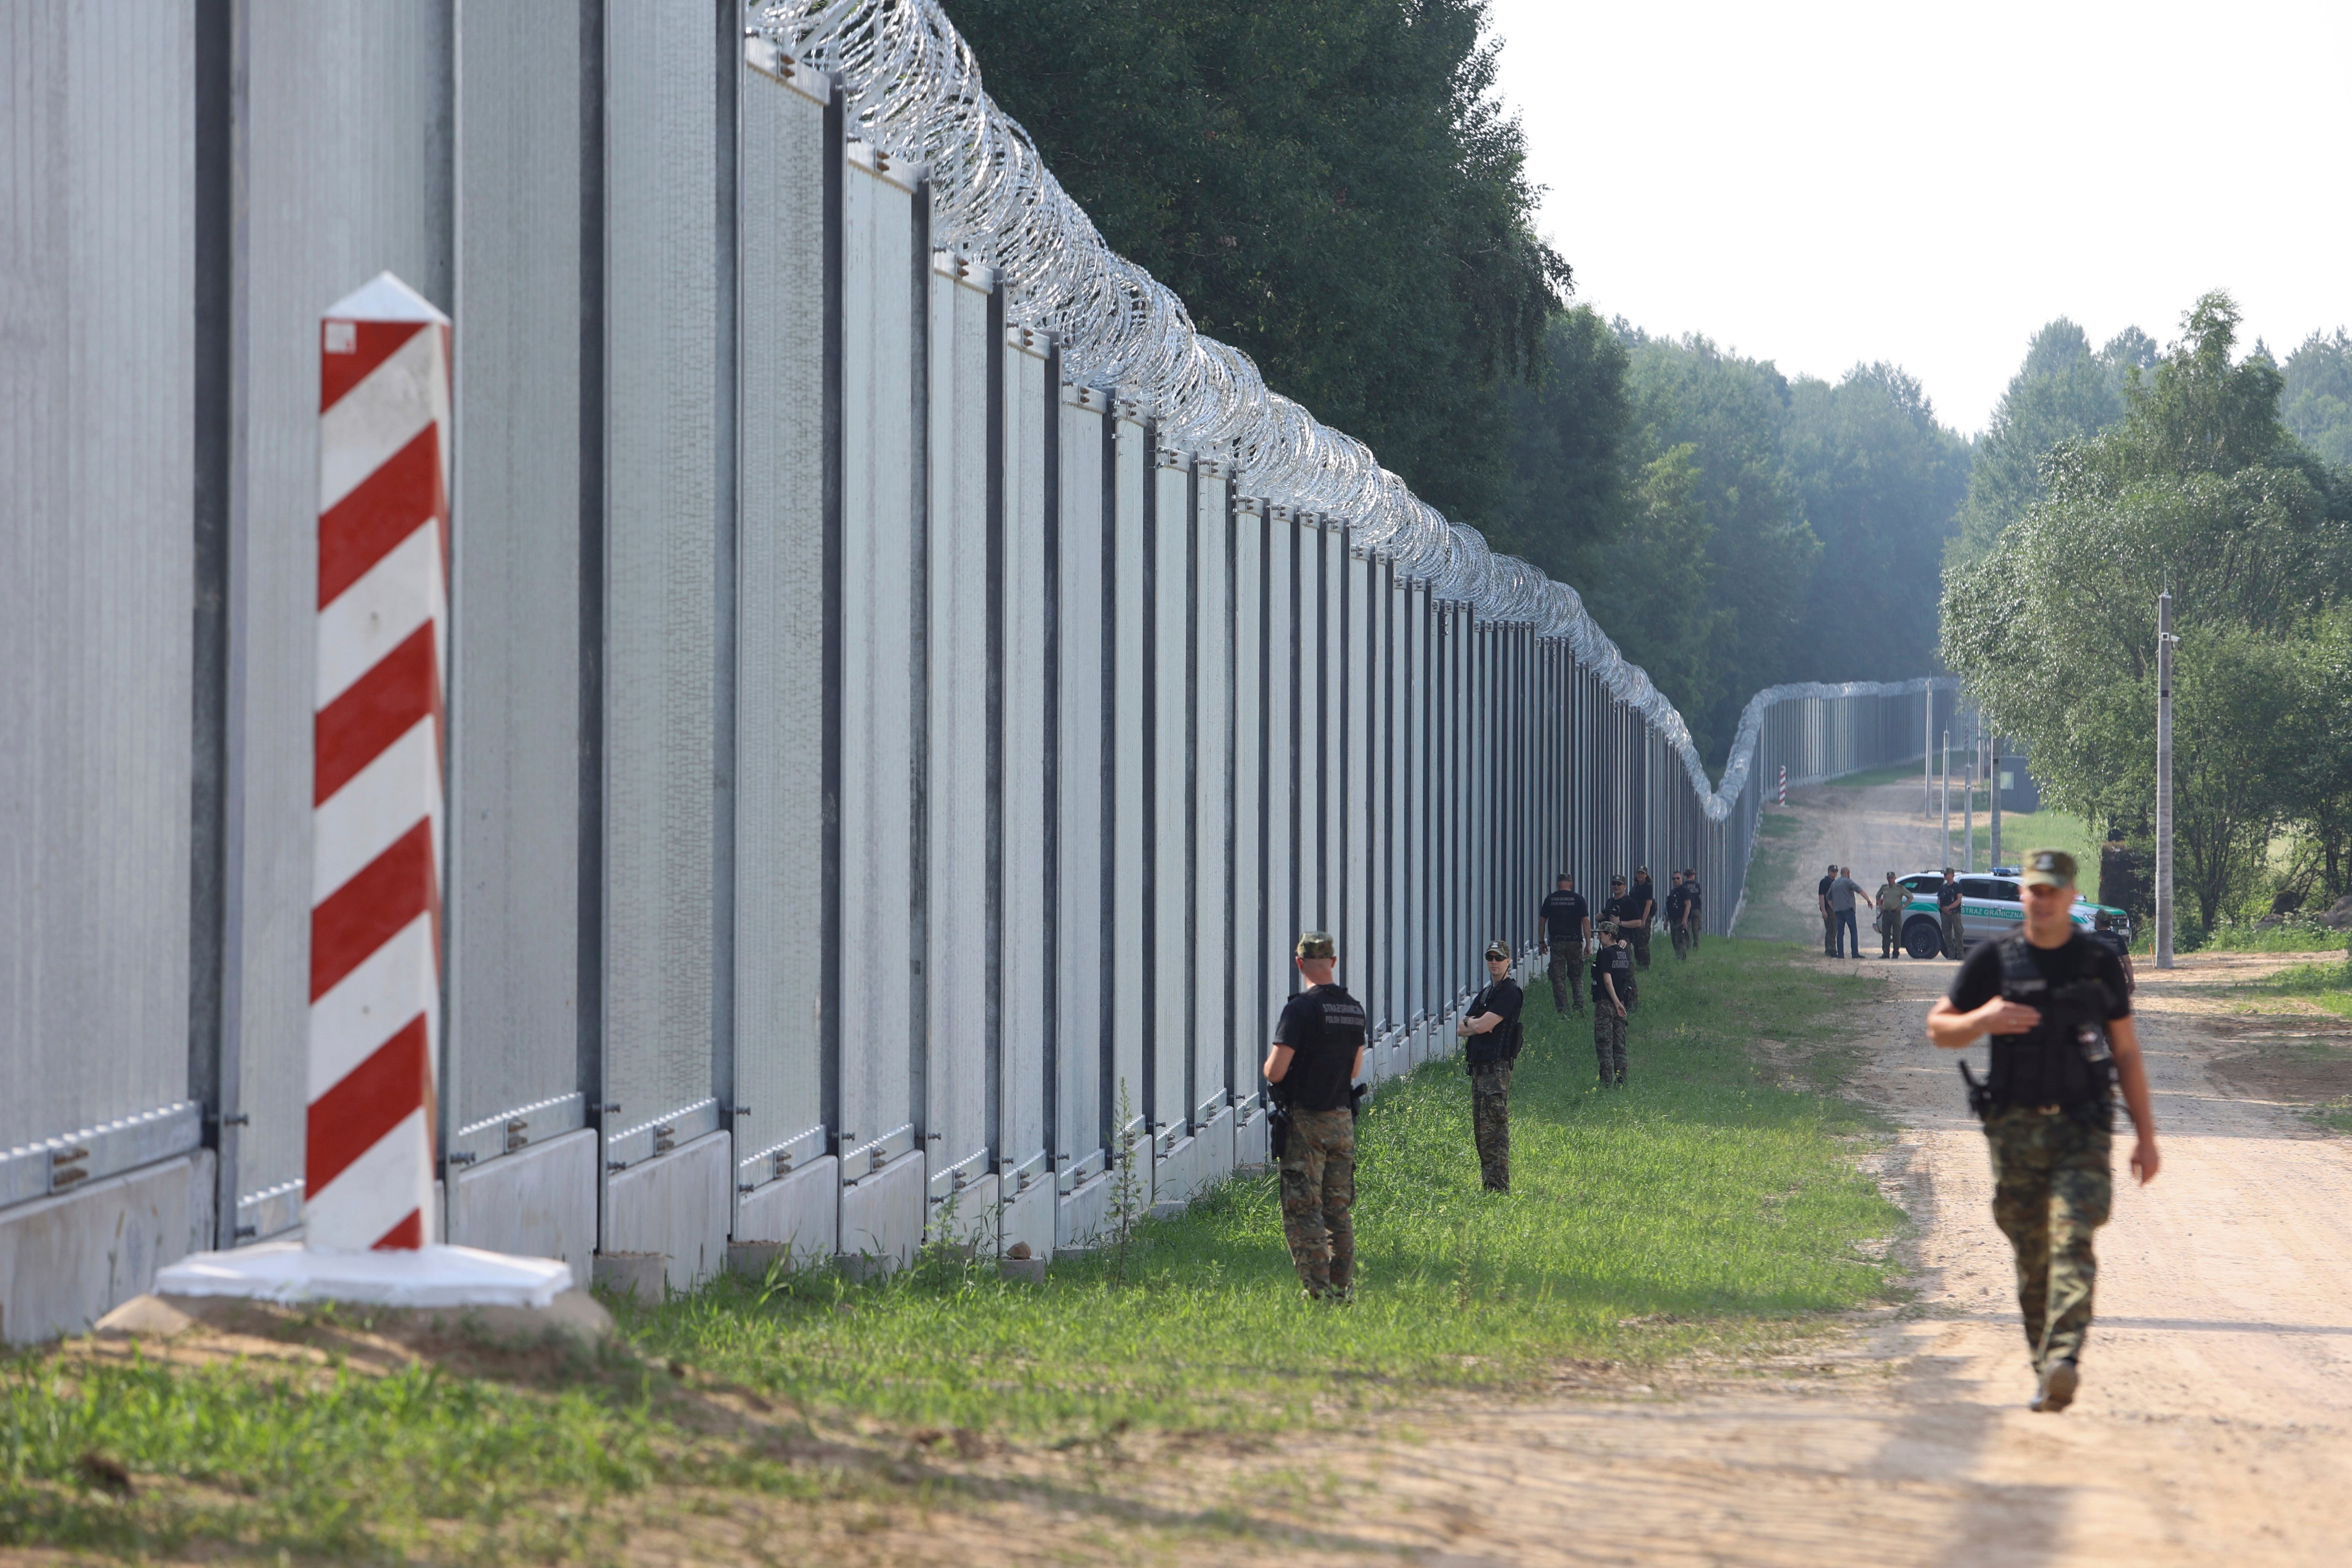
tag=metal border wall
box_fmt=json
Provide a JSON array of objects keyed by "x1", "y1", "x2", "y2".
[{"x1": 2, "y1": 6, "x2": 1958, "y2": 1338}]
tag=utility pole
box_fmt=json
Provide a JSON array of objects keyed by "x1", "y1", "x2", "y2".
[
  {"x1": 1925, "y1": 689, "x2": 1935, "y2": 821},
  {"x1": 1989, "y1": 711, "x2": 2002, "y2": 870},
  {"x1": 1940, "y1": 727, "x2": 1951, "y2": 869},
  {"x1": 1963, "y1": 708, "x2": 1976, "y2": 874},
  {"x1": 2156, "y1": 592, "x2": 2176, "y2": 969}
]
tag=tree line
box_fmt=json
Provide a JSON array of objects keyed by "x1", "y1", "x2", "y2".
[{"x1": 1941, "y1": 294, "x2": 2352, "y2": 932}]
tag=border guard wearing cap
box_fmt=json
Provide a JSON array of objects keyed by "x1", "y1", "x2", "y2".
[
  {"x1": 1538, "y1": 872, "x2": 1591, "y2": 1015},
  {"x1": 1457, "y1": 942, "x2": 1526, "y2": 1192},
  {"x1": 1265, "y1": 932, "x2": 1367, "y2": 1300},
  {"x1": 1626, "y1": 868, "x2": 1658, "y2": 969},
  {"x1": 1927, "y1": 849, "x2": 2160, "y2": 1413}
]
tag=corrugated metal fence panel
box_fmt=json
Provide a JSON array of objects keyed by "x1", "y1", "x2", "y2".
[
  {"x1": 1109, "y1": 409, "x2": 1148, "y2": 1134},
  {"x1": 445, "y1": 0, "x2": 587, "y2": 1170},
  {"x1": 925, "y1": 256, "x2": 993, "y2": 1191},
  {"x1": 1051, "y1": 387, "x2": 1102, "y2": 1165},
  {"x1": 1230, "y1": 499, "x2": 1267, "y2": 1101},
  {"x1": 732, "y1": 60, "x2": 830, "y2": 1189},
  {"x1": 1149, "y1": 454, "x2": 1188, "y2": 1133},
  {"x1": 601, "y1": 0, "x2": 718, "y2": 1176},
  {"x1": 233, "y1": 2, "x2": 453, "y2": 1235},
  {"x1": 1053, "y1": 384, "x2": 1108, "y2": 1169},
  {"x1": 998, "y1": 332, "x2": 1052, "y2": 1179},
  {"x1": 1191, "y1": 467, "x2": 1233, "y2": 1121},
  {"x1": 1342, "y1": 547, "x2": 1372, "y2": 1006},
  {"x1": 0, "y1": 0, "x2": 195, "y2": 1153},
  {"x1": 1263, "y1": 510, "x2": 1299, "y2": 1038},
  {"x1": 837, "y1": 145, "x2": 921, "y2": 1162}
]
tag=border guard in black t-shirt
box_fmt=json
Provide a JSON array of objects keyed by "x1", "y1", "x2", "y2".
[
  {"x1": 1665, "y1": 871, "x2": 1695, "y2": 960},
  {"x1": 1927, "y1": 849, "x2": 2160, "y2": 1414},
  {"x1": 1590, "y1": 920, "x2": 1634, "y2": 1085},
  {"x1": 1627, "y1": 868, "x2": 1658, "y2": 969},
  {"x1": 1538, "y1": 873, "x2": 1590, "y2": 1016},
  {"x1": 1265, "y1": 931, "x2": 1368, "y2": 1301},
  {"x1": 1457, "y1": 941, "x2": 1526, "y2": 1192}
]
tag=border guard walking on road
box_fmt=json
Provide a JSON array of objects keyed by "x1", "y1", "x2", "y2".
[
  {"x1": 1458, "y1": 942, "x2": 1526, "y2": 1192},
  {"x1": 1539, "y1": 873, "x2": 1591, "y2": 1014},
  {"x1": 1265, "y1": 932, "x2": 1367, "y2": 1301},
  {"x1": 1927, "y1": 850, "x2": 2159, "y2": 1413}
]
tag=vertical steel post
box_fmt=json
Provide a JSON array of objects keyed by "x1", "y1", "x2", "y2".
[
  {"x1": 2156, "y1": 591, "x2": 2175, "y2": 969},
  {"x1": 1988, "y1": 710, "x2": 2001, "y2": 871},
  {"x1": 1940, "y1": 728, "x2": 1950, "y2": 868}
]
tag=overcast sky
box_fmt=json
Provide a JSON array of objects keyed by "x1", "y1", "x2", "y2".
[{"x1": 1487, "y1": 0, "x2": 2351, "y2": 435}]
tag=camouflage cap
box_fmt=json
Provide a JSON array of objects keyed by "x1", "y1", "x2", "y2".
[
  {"x1": 2020, "y1": 848, "x2": 2077, "y2": 890},
  {"x1": 1484, "y1": 940, "x2": 1511, "y2": 962},
  {"x1": 1597, "y1": 919, "x2": 1620, "y2": 935},
  {"x1": 1295, "y1": 930, "x2": 1336, "y2": 960}
]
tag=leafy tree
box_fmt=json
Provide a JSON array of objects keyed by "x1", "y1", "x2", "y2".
[
  {"x1": 943, "y1": 0, "x2": 1571, "y2": 526},
  {"x1": 2282, "y1": 328, "x2": 2352, "y2": 466},
  {"x1": 1490, "y1": 306, "x2": 1631, "y2": 580},
  {"x1": 1948, "y1": 319, "x2": 2151, "y2": 567},
  {"x1": 1781, "y1": 364, "x2": 1971, "y2": 683},
  {"x1": 1941, "y1": 292, "x2": 2352, "y2": 927}
]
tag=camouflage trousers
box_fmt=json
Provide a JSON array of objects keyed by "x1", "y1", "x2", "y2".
[
  {"x1": 1629, "y1": 924, "x2": 1652, "y2": 969},
  {"x1": 1471, "y1": 1064, "x2": 1512, "y2": 1192},
  {"x1": 1985, "y1": 1106, "x2": 2113, "y2": 1371},
  {"x1": 1592, "y1": 1005, "x2": 1628, "y2": 1084},
  {"x1": 1671, "y1": 923, "x2": 1693, "y2": 960},
  {"x1": 1280, "y1": 1108, "x2": 1356, "y2": 1298},
  {"x1": 1548, "y1": 941, "x2": 1586, "y2": 1013}
]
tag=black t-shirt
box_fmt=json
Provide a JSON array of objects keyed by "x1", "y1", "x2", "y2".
[
  {"x1": 1272, "y1": 984, "x2": 1366, "y2": 1113},
  {"x1": 1665, "y1": 885, "x2": 1693, "y2": 921},
  {"x1": 1590, "y1": 943, "x2": 1634, "y2": 1005},
  {"x1": 1947, "y1": 932, "x2": 2131, "y2": 1106},
  {"x1": 1466, "y1": 978, "x2": 1525, "y2": 1069},
  {"x1": 1937, "y1": 879, "x2": 1962, "y2": 911},
  {"x1": 2089, "y1": 929, "x2": 2130, "y2": 963},
  {"x1": 1818, "y1": 874, "x2": 1835, "y2": 907},
  {"x1": 1539, "y1": 890, "x2": 1588, "y2": 942},
  {"x1": 1603, "y1": 893, "x2": 1644, "y2": 926},
  {"x1": 1630, "y1": 879, "x2": 1656, "y2": 918}
]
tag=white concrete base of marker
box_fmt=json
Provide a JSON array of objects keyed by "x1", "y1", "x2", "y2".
[
  {"x1": 838, "y1": 1148, "x2": 923, "y2": 1274},
  {"x1": 604, "y1": 1129, "x2": 731, "y2": 1295},
  {"x1": 0, "y1": 1152, "x2": 214, "y2": 1345},
  {"x1": 998, "y1": 1174, "x2": 1056, "y2": 1260},
  {"x1": 929, "y1": 1171, "x2": 999, "y2": 1250},
  {"x1": 446, "y1": 1128, "x2": 597, "y2": 1288},
  {"x1": 1056, "y1": 1167, "x2": 1112, "y2": 1250},
  {"x1": 735, "y1": 1155, "x2": 838, "y2": 1267},
  {"x1": 156, "y1": 1238, "x2": 573, "y2": 1309}
]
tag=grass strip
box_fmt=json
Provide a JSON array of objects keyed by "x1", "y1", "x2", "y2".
[{"x1": 632, "y1": 939, "x2": 1901, "y2": 1435}]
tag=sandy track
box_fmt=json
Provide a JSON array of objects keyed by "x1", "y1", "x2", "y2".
[{"x1": 1190, "y1": 783, "x2": 2352, "y2": 1566}]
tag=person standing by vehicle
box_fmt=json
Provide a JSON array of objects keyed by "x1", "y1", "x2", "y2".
[
  {"x1": 1538, "y1": 873, "x2": 1590, "y2": 1016},
  {"x1": 2089, "y1": 910, "x2": 2135, "y2": 994},
  {"x1": 1819, "y1": 863, "x2": 1839, "y2": 956},
  {"x1": 1666, "y1": 871, "x2": 1696, "y2": 960},
  {"x1": 1627, "y1": 868, "x2": 1658, "y2": 969},
  {"x1": 1876, "y1": 871, "x2": 1909, "y2": 959},
  {"x1": 1265, "y1": 932, "x2": 1367, "y2": 1301},
  {"x1": 1926, "y1": 849, "x2": 2159, "y2": 1413},
  {"x1": 1938, "y1": 867, "x2": 1965, "y2": 959},
  {"x1": 1590, "y1": 920, "x2": 1634, "y2": 1086},
  {"x1": 1457, "y1": 942, "x2": 1526, "y2": 1193},
  {"x1": 1825, "y1": 866, "x2": 1867, "y2": 958}
]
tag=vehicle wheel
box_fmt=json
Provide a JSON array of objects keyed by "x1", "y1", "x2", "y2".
[{"x1": 1903, "y1": 918, "x2": 1945, "y2": 960}]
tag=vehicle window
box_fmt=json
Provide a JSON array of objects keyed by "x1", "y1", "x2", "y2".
[
  {"x1": 1958, "y1": 878, "x2": 2007, "y2": 900},
  {"x1": 1898, "y1": 876, "x2": 1934, "y2": 893},
  {"x1": 1993, "y1": 880, "x2": 2021, "y2": 901}
]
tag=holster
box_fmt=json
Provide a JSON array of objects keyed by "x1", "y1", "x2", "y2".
[
  {"x1": 1958, "y1": 1060, "x2": 1995, "y2": 1123},
  {"x1": 1268, "y1": 1101, "x2": 1292, "y2": 1160},
  {"x1": 1349, "y1": 1082, "x2": 1367, "y2": 1121}
]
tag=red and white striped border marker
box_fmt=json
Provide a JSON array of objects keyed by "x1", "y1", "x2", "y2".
[
  {"x1": 1778, "y1": 764, "x2": 1786, "y2": 807},
  {"x1": 306, "y1": 273, "x2": 451, "y2": 1251}
]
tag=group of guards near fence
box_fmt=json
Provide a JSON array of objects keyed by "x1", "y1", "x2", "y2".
[
  {"x1": 1264, "y1": 831, "x2": 2161, "y2": 1424},
  {"x1": 1263, "y1": 861, "x2": 1707, "y2": 1301}
]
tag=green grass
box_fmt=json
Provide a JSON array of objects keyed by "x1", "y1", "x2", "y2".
[
  {"x1": 632, "y1": 941, "x2": 1901, "y2": 1435},
  {"x1": 2235, "y1": 958, "x2": 2352, "y2": 1017},
  {"x1": 0, "y1": 943, "x2": 1900, "y2": 1560},
  {"x1": 2172, "y1": 917, "x2": 2352, "y2": 955},
  {"x1": 1826, "y1": 761, "x2": 1938, "y2": 789}
]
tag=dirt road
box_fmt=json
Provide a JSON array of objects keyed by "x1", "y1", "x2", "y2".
[{"x1": 1199, "y1": 781, "x2": 2352, "y2": 1566}]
